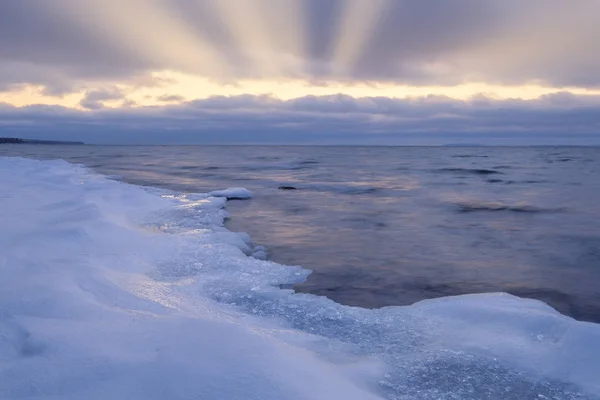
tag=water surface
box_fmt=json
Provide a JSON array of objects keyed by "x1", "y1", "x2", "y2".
[{"x1": 2, "y1": 144, "x2": 599, "y2": 321}]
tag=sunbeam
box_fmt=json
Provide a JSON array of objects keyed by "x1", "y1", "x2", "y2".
[
  {"x1": 3, "y1": 0, "x2": 599, "y2": 112},
  {"x1": 60, "y1": 0, "x2": 228, "y2": 77},
  {"x1": 259, "y1": 0, "x2": 307, "y2": 75},
  {"x1": 332, "y1": 0, "x2": 391, "y2": 77},
  {"x1": 207, "y1": 0, "x2": 284, "y2": 77}
]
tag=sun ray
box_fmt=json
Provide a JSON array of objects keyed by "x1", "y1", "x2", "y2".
[
  {"x1": 259, "y1": 0, "x2": 307, "y2": 75},
  {"x1": 59, "y1": 0, "x2": 228, "y2": 77},
  {"x1": 206, "y1": 0, "x2": 282, "y2": 77},
  {"x1": 332, "y1": 0, "x2": 391, "y2": 77}
]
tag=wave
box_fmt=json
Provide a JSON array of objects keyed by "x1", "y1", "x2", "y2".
[
  {"x1": 454, "y1": 200, "x2": 566, "y2": 214},
  {"x1": 549, "y1": 158, "x2": 574, "y2": 163},
  {"x1": 278, "y1": 183, "x2": 383, "y2": 195},
  {"x1": 252, "y1": 156, "x2": 281, "y2": 161},
  {"x1": 241, "y1": 159, "x2": 320, "y2": 172},
  {"x1": 177, "y1": 165, "x2": 221, "y2": 171},
  {"x1": 486, "y1": 179, "x2": 548, "y2": 185},
  {"x1": 244, "y1": 162, "x2": 315, "y2": 171},
  {"x1": 436, "y1": 168, "x2": 503, "y2": 175},
  {"x1": 0, "y1": 157, "x2": 598, "y2": 400},
  {"x1": 298, "y1": 159, "x2": 320, "y2": 165}
]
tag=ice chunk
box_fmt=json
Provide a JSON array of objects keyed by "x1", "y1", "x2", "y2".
[
  {"x1": 208, "y1": 187, "x2": 252, "y2": 200},
  {"x1": 237, "y1": 232, "x2": 253, "y2": 245},
  {"x1": 252, "y1": 250, "x2": 268, "y2": 260},
  {"x1": 213, "y1": 231, "x2": 253, "y2": 255},
  {"x1": 251, "y1": 245, "x2": 269, "y2": 260}
]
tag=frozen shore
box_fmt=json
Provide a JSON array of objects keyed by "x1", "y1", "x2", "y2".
[{"x1": 1, "y1": 157, "x2": 598, "y2": 400}]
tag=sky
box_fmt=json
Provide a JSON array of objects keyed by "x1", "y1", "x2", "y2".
[{"x1": 1, "y1": 0, "x2": 599, "y2": 145}]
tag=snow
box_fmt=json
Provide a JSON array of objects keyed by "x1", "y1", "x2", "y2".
[
  {"x1": 1, "y1": 157, "x2": 599, "y2": 400},
  {"x1": 251, "y1": 245, "x2": 269, "y2": 260},
  {"x1": 208, "y1": 187, "x2": 252, "y2": 200}
]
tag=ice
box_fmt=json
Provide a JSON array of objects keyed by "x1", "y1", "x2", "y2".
[
  {"x1": 252, "y1": 245, "x2": 269, "y2": 260},
  {"x1": 1, "y1": 157, "x2": 599, "y2": 400},
  {"x1": 252, "y1": 251, "x2": 268, "y2": 261},
  {"x1": 0, "y1": 158, "x2": 378, "y2": 400},
  {"x1": 208, "y1": 187, "x2": 252, "y2": 200}
]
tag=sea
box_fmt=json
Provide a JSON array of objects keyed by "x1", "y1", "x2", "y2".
[{"x1": 2, "y1": 144, "x2": 599, "y2": 322}]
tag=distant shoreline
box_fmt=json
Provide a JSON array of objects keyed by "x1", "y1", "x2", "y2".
[{"x1": 0, "y1": 137, "x2": 85, "y2": 145}]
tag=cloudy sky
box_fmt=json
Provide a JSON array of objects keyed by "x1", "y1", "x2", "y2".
[{"x1": 1, "y1": 0, "x2": 599, "y2": 144}]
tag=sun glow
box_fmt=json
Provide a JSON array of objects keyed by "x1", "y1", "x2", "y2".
[
  {"x1": 133, "y1": 72, "x2": 600, "y2": 103},
  {"x1": 3, "y1": 70, "x2": 600, "y2": 111},
  {"x1": 0, "y1": 86, "x2": 85, "y2": 108}
]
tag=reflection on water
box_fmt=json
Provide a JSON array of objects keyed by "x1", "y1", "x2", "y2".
[{"x1": 2, "y1": 144, "x2": 600, "y2": 321}]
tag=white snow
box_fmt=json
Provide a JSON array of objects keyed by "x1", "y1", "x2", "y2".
[
  {"x1": 209, "y1": 187, "x2": 252, "y2": 200},
  {"x1": 1, "y1": 157, "x2": 599, "y2": 400}
]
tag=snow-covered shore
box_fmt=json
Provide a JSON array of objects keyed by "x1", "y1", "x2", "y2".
[{"x1": 1, "y1": 157, "x2": 598, "y2": 399}]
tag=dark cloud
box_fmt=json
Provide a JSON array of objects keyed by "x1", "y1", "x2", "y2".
[
  {"x1": 0, "y1": 2, "x2": 148, "y2": 91},
  {"x1": 1, "y1": 93, "x2": 598, "y2": 145},
  {"x1": 0, "y1": 0, "x2": 598, "y2": 89}
]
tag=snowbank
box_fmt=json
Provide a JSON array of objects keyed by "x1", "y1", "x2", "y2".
[
  {"x1": 0, "y1": 157, "x2": 598, "y2": 400},
  {"x1": 208, "y1": 187, "x2": 252, "y2": 200}
]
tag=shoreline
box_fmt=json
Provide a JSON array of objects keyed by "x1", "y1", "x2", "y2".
[
  {"x1": 1, "y1": 147, "x2": 598, "y2": 323},
  {"x1": 1, "y1": 155, "x2": 599, "y2": 399}
]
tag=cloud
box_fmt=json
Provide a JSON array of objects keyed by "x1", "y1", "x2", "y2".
[
  {"x1": 0, "y1": 1, "x2": 599, "y2": 89},
  {"x1": 79, "y1": 87, "x2": 125, "y2": 110},
  {"x1": 0, "y1": 2, "x2": 147, "y2": 91},
  {"x1": 157, "y1": 95, "x2": 187, "y2": 103},
  {"x1": 1, "y1": 93, "x2": 598, "y2": 145}
]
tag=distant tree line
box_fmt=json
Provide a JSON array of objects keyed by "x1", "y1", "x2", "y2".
[
  {"x1": 0, "y1": 137, "x2": 84, "y2": 145},
  {"x1": 0, "y1": 138, "x2": 25, "y2": 144}
]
